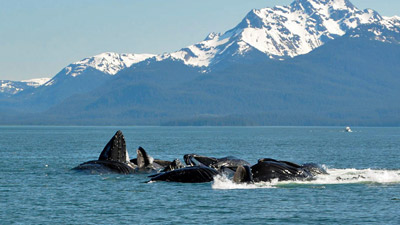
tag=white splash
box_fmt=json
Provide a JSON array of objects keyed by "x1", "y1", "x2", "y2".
[
  {"x1": 212, "y1": 174, "x2": 278, "y2": 189},
  {"x1": 212, "y1": 168, "x2": 400, "y2": 190},
  {"x1": 306, "y1": 168, "x2": 400, "y2": 184}
]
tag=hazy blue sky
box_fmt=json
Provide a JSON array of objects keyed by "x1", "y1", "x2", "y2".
[{"x1": 1, "y1": 0, "x2": 399, "y2": 80}]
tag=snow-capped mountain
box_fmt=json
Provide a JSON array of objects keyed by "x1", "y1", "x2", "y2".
[
  {"x1": 43, "y1": 52, "x2": 155, "y2": 87},
  {"x1": 63, "y1": 52, "x2": 155, "y2": 77},
  {"x1": 15, "y1": 53, "x2": 157, "y2": 109},
  {"x1": 1, "y1": 0, "x2": 400, "y2": 125},
  {"x1": 159, "y1": 0, "x2": 399, "y2": 67},
  {"x1": 0, "y1": 78, "x2": 50, "y2": 96},
  {"x1": 9, "y1": 0, "x2": 400, "y2": 88},
  {"x1": 348, "y1": 23, "x2": 400, "y2": 45},
  {"x1": 1, "y1": 52, "x2": 155, "y2": 95},
  {"x1": 22, "y1": 78, "x2": 51, "y2": 87}
]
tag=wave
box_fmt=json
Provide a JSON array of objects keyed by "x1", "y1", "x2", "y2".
[{"x1": 211, "y1": 168, "x2": 400, "y2": 190}]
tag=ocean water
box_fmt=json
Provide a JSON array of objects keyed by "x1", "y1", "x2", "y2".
[{"x1": 1, "y1": 126, "x2": 399, "y2": 224}]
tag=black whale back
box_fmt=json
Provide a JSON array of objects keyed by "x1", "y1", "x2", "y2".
[
  {"x1": 251, "y1": 160, "x2": 309, "y2": 182},
  {"x1": 150, "y1": 166, "x2": 219, "y2": 183}
]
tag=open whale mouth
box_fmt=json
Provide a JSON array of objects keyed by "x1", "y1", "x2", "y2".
[
  {"x1": 184, "y1": 154, "x2": 219, "y2": 167},
  {"x1": 184, "y1": 154, "x2": 204, "y2": 166}
]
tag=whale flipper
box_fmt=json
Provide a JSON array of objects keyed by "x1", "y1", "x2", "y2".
[{"x1": 99, "y1": 130, "x2": 129, "y2": 163}]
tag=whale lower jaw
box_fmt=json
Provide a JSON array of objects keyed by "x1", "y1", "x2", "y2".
[
  {"x1": 149, "y1": 166, "x2": 220, "y2": 183},
  {"x1": 73, "y1": 160, "x2": 136, "y2": 174}
]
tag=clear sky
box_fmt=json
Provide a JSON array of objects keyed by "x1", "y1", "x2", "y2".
[{"x1": 0, "y1": 0, "x2": 399, "y2": 81}]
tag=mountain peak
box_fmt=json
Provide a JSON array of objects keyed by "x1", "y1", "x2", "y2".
[
  {"x1": 64, "y1": 52, "x2": 155, "y2": 77},
  {"x1": 21, "y1": 78, "x2": 52, "y2": 87},
  {"x1": 290, "y1": 0, "x2": 357, "y2": 15},
  {"x1": 220, "y1": 0, "x2": 389, "y2": 58},
  {"x1": 147, "y1": 0, "x2": 398, "y2": 69},
  {"x1": 204, "y1": 32, "x2": 221, "y2": 41},
  {"x1": 0, "y1": 77, "x2": 51, "y2": 95},
  {"x1": 18, "y1": 0, "x2": 400, "y2": 85},
  {"x1": 291, "y1": 0, "x2": 354, "y2": 8}
]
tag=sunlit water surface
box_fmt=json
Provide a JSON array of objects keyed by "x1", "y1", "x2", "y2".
[{"x1": 1, "y1": 126, "x2": 399, "y2": 224}]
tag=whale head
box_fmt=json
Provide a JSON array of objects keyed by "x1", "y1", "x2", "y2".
[
  {"x1": 137, "y1": 146, "x2": 153, "y2": 168},
  {"x1": 98, "y1": 130, "x2": 129, "y2": 163}
]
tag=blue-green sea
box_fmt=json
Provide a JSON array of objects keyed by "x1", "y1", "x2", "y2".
[{"x1": 1, "y1": 126, "x2": 399, "y2": 224}]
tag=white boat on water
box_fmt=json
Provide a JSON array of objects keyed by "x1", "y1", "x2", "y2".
[{"x1": 345, "y1": 126, "x2": 353, "y2": 132}]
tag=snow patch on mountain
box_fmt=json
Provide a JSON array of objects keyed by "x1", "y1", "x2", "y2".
[
  {"x1": 0, "y1": 78, "x2": 50, "y2": 95},
  {"x1": 155, "y1": 33, "x2": 231, "y2": 67},
  {"x1": 381, "y1": 16, "x2": 400, "y2": 31},
  {"x1": 0, "y1": 81, "x2": 22, "y2": 94},
  {"x1": 21, "y1": 78, "x2": 51, "y2": 87},
  {"x1": 65, "y1": 52, "x2": 155, "y2": 77},
  {"x1": 1, "y1": 78, "x2": 50, "y2": 95}
]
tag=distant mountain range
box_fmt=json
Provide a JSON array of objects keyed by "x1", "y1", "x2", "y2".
[
  {"x1": 0, "y1": 78, "x2": 50, "y2": 96},
  {"x1": 1, "y1": 0, "x2": 399, "y2": 126}
]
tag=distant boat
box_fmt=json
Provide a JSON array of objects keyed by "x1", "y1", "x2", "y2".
[{"x1": 345, "y1": 126, "x2": 353, "y2": 132}]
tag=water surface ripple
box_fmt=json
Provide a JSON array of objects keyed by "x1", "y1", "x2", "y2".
[{"x1": 1, "y1": 126, "x2": 399, "y2": 224}]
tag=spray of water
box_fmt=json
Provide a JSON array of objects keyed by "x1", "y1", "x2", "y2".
[{"x1": 212, "y1": 168, "x2": 400, "y2": 190}]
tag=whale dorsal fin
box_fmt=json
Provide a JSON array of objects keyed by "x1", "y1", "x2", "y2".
[{"x1": 99, "y1": 130, "x2": 129, "y2": 163}]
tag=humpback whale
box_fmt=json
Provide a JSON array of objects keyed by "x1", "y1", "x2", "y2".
[
  {"x1": 130, "y1": 146, "x2": 170, "y2": 173},
  {"x1": 73, "y1": 130, "x2": 136, "y2": 174},
  {"x1": 148, "y1": 166, "x2": 219, "y2": 183},
  {"x1": 233, "y1": 165, "x2": 253, "y2": 183},
  {"x1": 184, "y1": 154, "x2": 250, "y2": 172},
  {"x1": 72, "y1": 130, "x2": 328, "y2": 184},
  {"x1": 74, "y1": 133, "x2": 183, "y2": 175},
  {"x1": 161, "y1": 159, "x2": 185, "y2": 172},
  {"x1": 233, "y1": 158, "x2": 327, "y2": 183},
  {"x1": 147, "y1": 154, "x2": 249, "y2": 183}
]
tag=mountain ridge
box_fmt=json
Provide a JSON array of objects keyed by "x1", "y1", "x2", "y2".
[
  {"x1": 3, "y1": 0, "x2": 399, "y2": 86},
  {"x1": 1, "y1": 0, "x2": 399, "y2": 126}
]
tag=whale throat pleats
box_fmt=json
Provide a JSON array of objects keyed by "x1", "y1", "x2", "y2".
[{"x1": 98, "y1": 130, "x2": 129, "y2": 163}]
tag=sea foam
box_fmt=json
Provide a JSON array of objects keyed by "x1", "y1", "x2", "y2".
[{"x1": 212, "y1": 168, "x2": 400, "y2": 190}]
